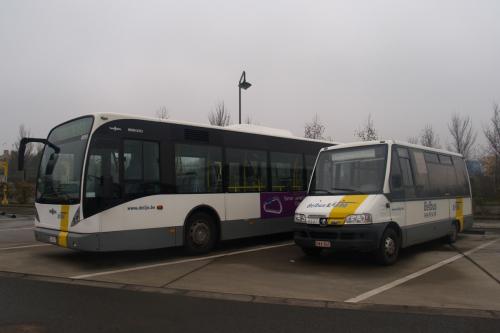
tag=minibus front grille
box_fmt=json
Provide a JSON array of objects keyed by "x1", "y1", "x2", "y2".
[{"x1": 309, "y1": 232, "x2": 338, "y2": 240}]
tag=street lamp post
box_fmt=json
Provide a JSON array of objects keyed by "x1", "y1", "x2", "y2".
[{"x1": 238, "y1": 71, "x2": 252, "y2": 124}]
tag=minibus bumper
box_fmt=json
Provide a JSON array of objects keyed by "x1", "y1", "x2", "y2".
[{"x1": 293, "y1": 223, "x2": 389, "y2": 252}]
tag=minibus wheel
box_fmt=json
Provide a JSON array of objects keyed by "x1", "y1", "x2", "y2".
[
  {"x1": 184, "y1": 212, "x2": 216, "y2": 255},
  {"x1": 301, "y1": 247, "x2": 322, "y2": 257},
  {"x1": 376, "y1": 228, "x2": 399, "y2": 265}
]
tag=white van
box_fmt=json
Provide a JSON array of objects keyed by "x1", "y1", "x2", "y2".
[{"x1": 294, "y1": 140, "x2": 473, "y2": 265}]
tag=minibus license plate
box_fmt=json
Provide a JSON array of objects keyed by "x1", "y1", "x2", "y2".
[
  {"x1": 48, "y1": 236, "x2": 57, "y2": 244},
  {"x1": 315, "y1": 240, "x2": 331, "y2": 248}
]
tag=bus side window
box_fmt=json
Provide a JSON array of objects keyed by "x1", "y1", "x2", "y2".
[
  {"x1": 84, "y1": 138, "x2": 121, "y2": 217},
  {"x1": 123, "y1": 140, "x2": 161, "y2": 198},
  {"x1": 226, "y1": 148, "x2": 267, "y2": 193},
  {"x1": 174, "y1": 144, "x2": 222, "y2": 193},
  {"x1": 270, "y1": 152, "x2": 304, "y2": 192},
  {"x1": 452, "y1": 156, "x2": 470, "y2": 196}
]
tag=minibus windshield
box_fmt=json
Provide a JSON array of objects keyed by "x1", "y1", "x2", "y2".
[
  {"x1": 36, "y1": 117, "x2": 93, "y2": 204},
  {"x1": 309, "y1": 145, "x2": 387, "y2": 196}
]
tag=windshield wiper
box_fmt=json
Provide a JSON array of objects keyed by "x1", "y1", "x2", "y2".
[
  {"x1": 330, "y1": 187, "x2": 363, "y2": 194},
  {"x1": 309, "y1": 189, "x2": 337, "y2": 195}
]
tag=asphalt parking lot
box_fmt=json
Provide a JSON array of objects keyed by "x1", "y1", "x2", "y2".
[{"x1": 1, "y1": 215, "x2": 499, "y2": 316}]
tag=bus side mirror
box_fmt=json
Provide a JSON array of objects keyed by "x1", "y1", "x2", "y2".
[{"x1": 391, "y1": 175, "x2": 402, "y2": 189}]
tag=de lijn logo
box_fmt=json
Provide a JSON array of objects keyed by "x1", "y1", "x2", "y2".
[{"x1": 49, "y1": 208, "x2": 57, "y2": 215}]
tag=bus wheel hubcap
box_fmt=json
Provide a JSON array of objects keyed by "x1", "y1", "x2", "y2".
[
  {"x1": 191, "y1": 221, "x2": 209, "y2": 245},
  {"x1": 384, "y1": 237, "x2": 396, "y2": 257}
]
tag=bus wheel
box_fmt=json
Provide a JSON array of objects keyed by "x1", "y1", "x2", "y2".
[
  {"x1": 184, "y1": 212, "x2": 216, "y2": 255},
  {"x1": 445, "y1": 221, "x2": 459, "y2": 244},
  {"x1": 376, "y1": 228, "x2": 399, "y2": 265},
  {"x1": 301, "y1": 247, "x2": 322, "y2": 257}
]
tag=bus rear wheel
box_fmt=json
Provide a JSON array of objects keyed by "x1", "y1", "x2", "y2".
[
  {"x1": 445, "y1": 221, "x2": 459, "y2": 244},
  {"x1": 375, "y1": 227, "x2": 399, "y2": 265},
  {"x1": 184, "y1": 212, "x2": 216, "y2": 255}
]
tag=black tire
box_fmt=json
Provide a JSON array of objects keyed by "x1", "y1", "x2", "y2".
[
  {"x1": 445, "y1": 221, "x2": 459, "y2": 244},
  {"x1": 301, "y1": 247, "x2": 322, "y2": 257},
  {"x1": 184, "y1": 212, "x2": 217, "y2": 255},
  {"x1": 375, "y1": 228, "x2": 400, "y2": 265}
]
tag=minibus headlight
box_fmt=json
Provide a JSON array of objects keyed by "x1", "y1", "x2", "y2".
[
  {"x1": 294, "y1": 213, "x2": 306, "y2": 223},
  {"x1": 345, "y1": 213, "x2": 373, "y2": 225}
]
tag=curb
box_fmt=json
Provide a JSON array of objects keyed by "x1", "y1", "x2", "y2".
[{"x1": 0, "y1": 270, "x2": 499, "y2": 320}]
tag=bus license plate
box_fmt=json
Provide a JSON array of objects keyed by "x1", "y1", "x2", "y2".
[
  {"x1": 315, "y1": 240, "x2": 331, "y2": 248},
  {"x1": 48, "y1": 236, "x2": 57, "y2": 244}
]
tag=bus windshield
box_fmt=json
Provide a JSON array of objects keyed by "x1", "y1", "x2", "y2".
[
  {"x1": 309, "y1": 145, "x2": 388, "y2": 196},
  {"x1": 36, "y1": 117, "x2": 93, "y2": 204}
]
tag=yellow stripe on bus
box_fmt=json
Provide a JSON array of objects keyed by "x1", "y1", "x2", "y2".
[
  {"x1": 57, "y1": 205, "x2": 70, "y2": 247},
  {"x1": 455, "y1": 198, "x2": 464, "y2": 232},
  {"x1": 327, "y1": 195, "x2": 369, "y2": 225}
]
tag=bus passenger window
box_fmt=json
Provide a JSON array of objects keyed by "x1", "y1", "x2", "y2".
[
  {"x1": 270, "y1": 152, "x2": 304, "y2": 192},
  {"x1": 175, "y1": 144, "x2": 222, "y2": 193},
  {"x1": 123, "y1": 140, "x2": 160, "y2": 197},
  {"x1": 84, "y1": 138, "x2": 121, "y2": 217},
  {"x1": 226, "y1": 148, "x2": 267, "y2": 193}
]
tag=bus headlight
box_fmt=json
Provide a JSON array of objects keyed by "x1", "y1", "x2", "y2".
[
  {"x1": 345, "y1": 213, "x2": 373, "y2": 225},
  {"x1": 294, "y1": 213, "x2": 306, "y2": 223},
  {"x1": 70, "y1": 207, "x2": 81, "y2": 227}
]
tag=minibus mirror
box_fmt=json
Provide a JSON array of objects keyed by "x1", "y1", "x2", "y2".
[{"x1": 391, "y1": 175, "x2": 402, "y2": 188}]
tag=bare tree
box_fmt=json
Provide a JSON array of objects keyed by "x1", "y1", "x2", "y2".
[
  {"x1": 447, "y1": 113, "x2": 477, "y2": 159},
  {"x1": 407, "y1": 136, "x2": 419, "y2": 144},
  {"x1": 355, "y1": 114, "x2": 378, "y2": 141},
  {"x1": 14, "y1": 125, "x2": 34, "y2": 158},
  {"x1": 419, "y1": 124, "x2": 440, "y2": 148},
  {"x1": 484, "y1": 104, "x2": 500, "y2": 156},
  {"x1": 244, "y1": 115, "x2": 254, "y2": 125},
  {"x1": 484, "y1": 103, "x2": 500, "y2": 192},
  {"x1": 155, "y1": 106, "x2": 170, "y2": 120},
  {"x1": 208, "y1": 101, "x2": 231, "y2": 126},
  {"x1": 304, "y1": 114, "x2": 325, "y2": 140}
]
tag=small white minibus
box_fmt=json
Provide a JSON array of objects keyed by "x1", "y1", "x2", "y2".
[{"x1": 294, "y1": 140, "x2": 472, "y2": 264}]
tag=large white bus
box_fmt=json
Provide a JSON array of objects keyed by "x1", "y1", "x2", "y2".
[
  {"x1": 19, "y1": 113, "x2": 333, "y2": 253},
  {"x1": 294, "y1": 140, "x2": 473, "y2": 264}
]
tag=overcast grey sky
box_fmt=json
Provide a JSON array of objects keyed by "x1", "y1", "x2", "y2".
[{"x1": 1, "y1": 0, "x2": 499, "y2": 152}]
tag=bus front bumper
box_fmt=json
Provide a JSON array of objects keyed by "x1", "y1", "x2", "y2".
[
  {"x1": 293, "y1": 222, "x2": 389, "y2": 252},
  {"x1": 35, "y1": 227, "x2": 100, "y2": 251},
  {"x1": 34, "y1": 226, "x2": 183, "y2": 252}
]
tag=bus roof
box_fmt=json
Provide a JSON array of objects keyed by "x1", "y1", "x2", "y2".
[
  {"x1": 321, "y1": 140, "x2": 463, "y2": 158},
  {"x1": 84, "y1": 112, "x2": 339, "y2": 145}
]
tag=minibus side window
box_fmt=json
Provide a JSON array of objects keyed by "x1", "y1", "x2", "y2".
[
  {"x1": 389, "y1": 150, "x2": 404, "y2": 199},
  {"x1": 410, "y1": 149, "x2": 430, "y2": 198},
  {"x1": 452, "y1": 156, "x2": 470, "y2": 196},
  {"x1": 397, "y1": 148, "x2": 416, "y2": 199}
]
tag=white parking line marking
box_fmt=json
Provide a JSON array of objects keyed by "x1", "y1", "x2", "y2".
[
  {"x1": 0, "y1": 244, "x2": 51, "y2": 251},
  {"x1": 345, "y1": 238, "x2": 499, "y2": 303},
  {"x1": 72, "y1": 242, "x2": 294, "y2": 279},
  {"x1": 0, "y1": 227, "x2": 34, "y2": 232}
]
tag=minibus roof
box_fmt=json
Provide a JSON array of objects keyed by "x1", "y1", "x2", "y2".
[{"x1": 320, "y1": 140, "x2": 463, "y2": 158}]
